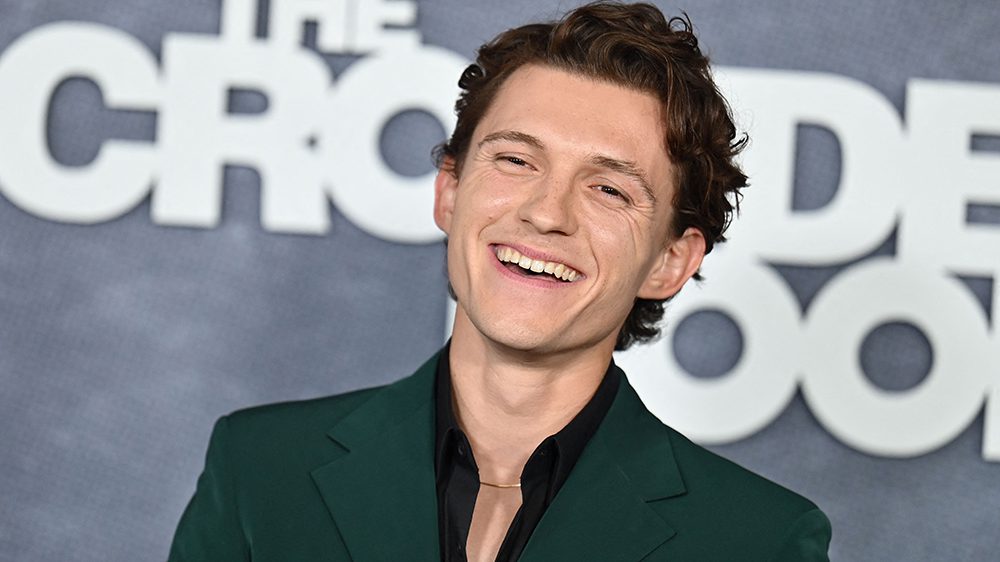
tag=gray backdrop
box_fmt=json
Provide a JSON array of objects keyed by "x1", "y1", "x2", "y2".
[{"x1": 1, "y1": 1, "x2": 998, "y2": 561}]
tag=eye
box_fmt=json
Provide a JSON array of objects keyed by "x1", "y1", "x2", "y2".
[
  {"x1": 499, "y1": 155, "x2": 529, "y2": 167},
  {"x1": 597, "y1": 184, "x2": 626, "y2": 200}
]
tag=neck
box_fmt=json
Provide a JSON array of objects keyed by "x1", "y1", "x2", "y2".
[{"x1": 446, "y1": 311, "x2": 615, "y2": 484}]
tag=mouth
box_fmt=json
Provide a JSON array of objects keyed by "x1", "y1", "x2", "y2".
[{"x1": 493, "y1": 244, "x2": 582, "y2": 283}]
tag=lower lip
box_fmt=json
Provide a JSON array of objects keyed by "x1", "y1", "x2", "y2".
[{"x1": 488, "y1": 247, "x2": 575, "y2": 289}]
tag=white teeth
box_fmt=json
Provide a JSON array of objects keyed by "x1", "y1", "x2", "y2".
[{"x1": 494, "y1": 246, "x2": 580, "y2": 282}]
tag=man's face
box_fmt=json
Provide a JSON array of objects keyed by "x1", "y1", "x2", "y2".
[{"x1": 435, "y1": 64, "x2": 704, "y2": 356}]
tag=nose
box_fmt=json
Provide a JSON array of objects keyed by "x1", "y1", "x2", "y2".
[{"x1": 516, "y1": 174, "x2": 578, "y2": 235}]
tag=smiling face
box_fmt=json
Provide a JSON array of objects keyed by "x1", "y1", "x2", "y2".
[{"x1": 435, "y1": 64, "x2": 705, "y2": 358}]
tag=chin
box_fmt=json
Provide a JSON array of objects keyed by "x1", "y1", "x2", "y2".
[
  {"x1": 478, "y1": 319, "x2": 555, "y2": 351},
  {"x1": 476, "y1": 316, "x2": 612, "y2": 357}
]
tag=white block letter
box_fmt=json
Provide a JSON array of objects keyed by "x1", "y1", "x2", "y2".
[
  {"x1": 0, "y1": 23, "x2": 159, "y2": 223},
  {"x1": 616, "y1": 250, "x2": 802, "y2": 442},
  {"x1": 322, "y1": 46, "x2": 466, "y2": 243},
  {"x1": 719, "y1": 68, "x2": 904, "y2": 264},
  {"x1": 156, "y1": 37, "x2": 329, "y2": 233},
  {"x1": 802, "y1": 259, "x2": 992, "y2": 457}
]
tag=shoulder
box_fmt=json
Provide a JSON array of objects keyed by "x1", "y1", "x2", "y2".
[
  {"x1": 208, "y1": 385, "x2": 385, "y2": 468},
  {"x1": 665, "y1": 427, "x2": 819, "y2": 515},
  {"x1": 170, "y1": 384, "x2": 395, "y2": 559},
  {"x1": 608, "y1": 373, "x2": 822, "y2": 522},
  {"x1": 225, "y1": 385, "x2": 383, "y2": 436},
  {"x1": 607, "y1": 373, "x2": 829, "y2": 558},
  {"x1": 221, "y1": 351, "x2": 441, "y2": 442},
  {"x1": 207, "y1": 351, "x2": 441, "y2": 468},
  {"x1": 655, "y1": 426, "x2": 831, "y2": 560}
]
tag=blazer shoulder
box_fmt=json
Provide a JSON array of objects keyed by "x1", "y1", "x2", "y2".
[
  {"x1": 653, "y1": 427, "x2": 831, "y2": 560},
  {"x1": 220, "y1": 386, "x2": 385, "y2": 452},
  {"x1": 666, "y1": 426, "x2": 820, "y2": 515},
  {"x1": 223, "y1": 384, "x2": 384, "y2": 440},
  {"x1": 221, "y1": 350, "x2": 441, "y2": 441}
]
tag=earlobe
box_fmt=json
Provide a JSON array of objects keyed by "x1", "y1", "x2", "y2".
[
  {"x1": 433, "y1": 158, "x2": 459, "y2": 234},
  {"x1": 637, "y1": 227, "x2": 706, "y2": 300}
]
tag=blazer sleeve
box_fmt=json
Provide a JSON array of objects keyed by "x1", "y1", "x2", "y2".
[
  {"x1": 769, "y1": 508, "x2": 832, "y2": 562},
  {"x1": 167, "y1": 416, "x2": 251, "y2": 562}
]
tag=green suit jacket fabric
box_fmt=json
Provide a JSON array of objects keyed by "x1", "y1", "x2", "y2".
[{"x1": 168, "y1": 353, "x2": 832, "y2": 561}]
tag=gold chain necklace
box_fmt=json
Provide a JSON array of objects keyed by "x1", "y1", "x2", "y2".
[{"x1": 479, "y1": 480, "x2": 521, "y2": 489}]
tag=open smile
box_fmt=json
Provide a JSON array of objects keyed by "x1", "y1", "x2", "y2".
[{"x1": 492, "y1": 244, "x2": 582, "y2": 283}]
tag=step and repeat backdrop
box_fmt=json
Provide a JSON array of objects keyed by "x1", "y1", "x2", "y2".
[{"x1": 1, "y1": 1, "x2": 998, "y2": 560}]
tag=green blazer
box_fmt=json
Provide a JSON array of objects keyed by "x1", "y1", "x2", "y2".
[{"x1": 168, "y1": 353, "x2": 831, "y2": 561}]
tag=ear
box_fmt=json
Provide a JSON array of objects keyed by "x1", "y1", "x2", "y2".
[
  {"x1": 637, "y1": 227, "x2": 706, "y2": 300},
  {"x1": 433, "y1": 157, "x2": 459, "y2": 235}
]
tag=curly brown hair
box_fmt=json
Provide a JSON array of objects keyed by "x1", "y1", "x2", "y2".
[{"x1": 435, "y1": 1, "x2": 748, "y2": 350}]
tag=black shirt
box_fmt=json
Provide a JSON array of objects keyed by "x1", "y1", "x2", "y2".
[{"x1": 434, "y1": 344, "x2": 621, "y2": 561}]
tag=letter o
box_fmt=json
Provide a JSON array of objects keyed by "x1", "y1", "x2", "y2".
[
  {"x1": 322, "y1": 46, "x2": 467, "y2": 243},
  {"x1": 801, "y1": 259, "x2": 991, "y2": 457},
  {"x1": 617, "y1": 253, "x2": 801, "y2": 443}
]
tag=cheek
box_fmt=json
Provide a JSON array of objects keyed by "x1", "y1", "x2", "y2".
[
  {"x1": 588, "y1": 211, "x2": 644, "y2": 254},
  {"x1": 471, "y1": 168, "x2": 526, "y2": 202},
  {"x1": 589, "y1": 216, "x2": 660, "y2": 290},
  {"x1": 454, "y1": 194, "x2": 516, "y2": 231},
  {"x1": 451, "y1": 203, "x2": 501, "y2": 236}
]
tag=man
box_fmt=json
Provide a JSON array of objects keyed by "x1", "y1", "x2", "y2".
[{"x1": 169, "y1": 2, "x2": 832, "y2": 561}]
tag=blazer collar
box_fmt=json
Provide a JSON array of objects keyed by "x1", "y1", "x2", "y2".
[
  {"x1": 310, "y1": 357, "x2": 685, "y2": 562},
  {"x1": 310, "y1": 353, "x2": 441, "y2": 562},
  {"x1": 517, "y1": 364, "x2": 685, "y2": 561}
]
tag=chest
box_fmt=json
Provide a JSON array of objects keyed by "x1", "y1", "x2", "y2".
[{"x1": 465, "y1": 488, "x2": 522, "y2": 562}]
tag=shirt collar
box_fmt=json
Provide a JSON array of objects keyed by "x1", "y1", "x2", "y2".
[{"x1": 433, "y1": 340, "x2": 621, "y2": 490}]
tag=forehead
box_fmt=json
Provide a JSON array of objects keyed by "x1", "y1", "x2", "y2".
[{"x1": 472, "y1": 64, "x2": 674, "y2": 192}]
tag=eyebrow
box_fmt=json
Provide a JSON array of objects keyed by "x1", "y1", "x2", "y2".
[
  {"x1": 478, "y1": 130, "x2": 545, "y2": 150},
  {"x1": 589, "y1": 155, "x2": 657, "y2": 204}
]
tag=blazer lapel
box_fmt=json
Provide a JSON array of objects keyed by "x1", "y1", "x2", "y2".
[
  {"x1": 519, "y1": 368, "x2": 686, "y2": 562},
  {"x1": 310, "y1": 355, "x2": 441, "y2": 562},
  {"x1": 308, "y1": 359, "x2": 684, "y2": 562}
]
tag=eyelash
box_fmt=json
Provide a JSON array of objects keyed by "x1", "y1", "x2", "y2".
[{"x1": 499, "y1": 155, "x2": 529, "y2": 167}]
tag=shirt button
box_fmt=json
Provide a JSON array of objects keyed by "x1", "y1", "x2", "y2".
[{"x1": 457, "y1": 443, "x2": 466, "y2": 456}]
